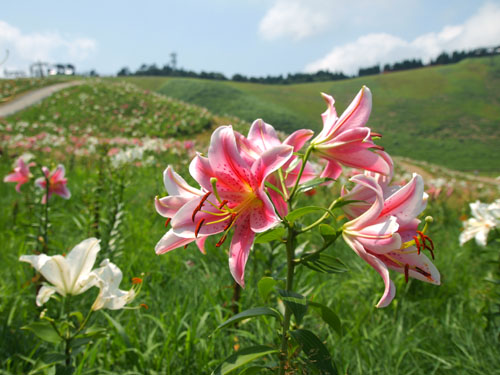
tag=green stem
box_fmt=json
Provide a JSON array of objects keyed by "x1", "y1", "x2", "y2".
[
  {"x1": 42, "y1": 169, "x2": 50, "y2": 253},
  {"x1": 298, "y1": 197, "x2": 343, "y2": 234},
  {"x1": 294, "y1": 234, "x2": 340, "y2": 265},
  {"x1": 278, "y1": 223, "x2": 296, "y2": 375},
  {"x1": 288, "y1": 146, "x2": 313, "y2": 202}
]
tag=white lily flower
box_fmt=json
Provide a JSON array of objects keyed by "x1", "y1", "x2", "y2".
[
  {"x1": 460, "y1": 200, "x2": 500, "y2": 246},
  {"x1": 90, "y1": 259, "x2": 135, "y2": 311},
  {"x1": 19, "y1": 238, "x2": 100, "y2": 306}
]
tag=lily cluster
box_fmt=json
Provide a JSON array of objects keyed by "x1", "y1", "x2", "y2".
[
  {"x1": 4, "y1": 156, "x2": 71, "y2": 204},
  {"x1": 460, "y1": 199, "x2": 500, "y2": 246},
  {"x1": 20, "y1": 238, "x2": 136, "y2": 310},
  {"x1": 155, "y1": 86, "x2": 440, "y2": 307}
]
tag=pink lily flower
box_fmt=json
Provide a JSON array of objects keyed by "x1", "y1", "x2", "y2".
[
  {"x1": 155, "y1": 166, "x2": 208, "y2": 254},
  {"x1": 35, "y1": 164, "x2": 71, "y2": 204},
  {"x1": 310, "y1": 86, "x2": 390, "y2": 179},
  {"x1": 4, "y1": 157, "x2": 35, "y2": 192},
  {"x1": 234, "y1": 119, "x2": 316, "y2": 216},
  {"x1": 342, "y1": 174, "x2": 440, "y2": 308},
  {"x1": 169, "y1": 125, "x2": 293, "y2": 286}
]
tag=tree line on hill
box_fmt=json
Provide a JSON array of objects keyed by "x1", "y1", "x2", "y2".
[{"x1": 117, "y1": 45, "x2": 500, "y2": 84}]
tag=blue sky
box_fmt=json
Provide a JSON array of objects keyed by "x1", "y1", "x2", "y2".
[{"x1": 1, "y1": 0, "x2": 499, "y2": 77}]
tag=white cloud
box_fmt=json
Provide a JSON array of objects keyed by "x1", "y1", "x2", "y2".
[
  {"x1": 258, "y1": 0, "x2": 334, "y2": 41},
  {"x1": 0, "y1": 20, "x2": 97, "y2": 75},
  {"x1": 304, "y1": 2, "x2": 500, "y2": 74},
  {"x1": 258, "y1": 0, "x2": 406, "y2": 41}
]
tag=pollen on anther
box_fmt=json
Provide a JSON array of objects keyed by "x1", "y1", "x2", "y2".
[
  {"x1": 415, "y1": 266, "x2": 431, "y2": 277},
  {"x1": 195, "y1": 219, "x2": 205, "y2": 237},
  {"x1": 218, "y1": 200, "x2": 228, "y2": 210},
  {"x1": 165, "y1": 218, "x2": 171, "y2": 227},
  {"x1": 404, "y1": 264, "x2": 409, "y2": 283},
  {"x1": 216, "y1": 233, "x2": 227, "y2": 247},
  {"x1": 192, "y1": 192, "x2": 211, "y2": 222},
  {"x1": 413, "y1": 235, "x2": 422, "y2": 254}
]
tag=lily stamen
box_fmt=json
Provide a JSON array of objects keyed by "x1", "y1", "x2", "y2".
[
  {"x1": 195, "y1": 219, "x2": 205, "y2": 237},
  {"x1": 404, "y1": 264, "x2": 409, "y2": 283},
  {"x1": 216, "y1": 233, "x2": 228, "y2": 247},
  {"x1": 192, "y1": 192, "x2": 211, "y2": 222},
  {"x1": 415, "y1": 267, "x2": 431, "y2": 277},
  {"x1": 165, "y1": 218, "x2": 171, "y2": 227}
]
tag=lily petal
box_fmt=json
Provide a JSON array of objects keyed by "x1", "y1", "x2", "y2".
[
  {"x1": 247, "y1": 119, "x2": 281, "y2": 151},
  {"x1": 228, "y1": 214, "x2": 254, "y2": 287},
  {"x1": 65, "y1": 238, "x2": 100, "y2": 294},
  {"x1": 36, "y1": 285, "x2": 58, "y2": 306},
  {"x1": 164, "y1": 166, "x2": 202, "y2": 197},
  {"x1": 155, "y1": 229, "x2": 197, "y2": 254},
  {"x1": 344, "y1": 236, "x2": 396, "y2": 308}
]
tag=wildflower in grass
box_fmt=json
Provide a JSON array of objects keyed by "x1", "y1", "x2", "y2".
[
  {"x1": 460, "y1": 199, "x2": 500, "y2": 246},
  {"x1": 3, "y1": 156, "x2": 35, "y2": 192},
  {"x1": 35, "y1": 164, "x2": 71, "y2": 204},
  {"x1": 19, "y1": 238, "x2": 100, "y2": 306},
  {"x1": 342, "y1": 174, "x2": 440, "y2": 307},
  {"x1": 90, "y1": 259, "x2": 135, "y2": 311},
  {"x1": 167, "y1": 126, "x2": 293, "y2": 286},
  {"x1": 155, "y1": 166, "x2": 208, "y2": 254},
  {"x1": 310, "y1": 86, "x2": 390, "y2": 179}
]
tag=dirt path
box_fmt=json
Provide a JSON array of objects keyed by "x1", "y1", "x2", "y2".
[{"x1": 0, "y1": 81, "x2": 83, "y2": 118}]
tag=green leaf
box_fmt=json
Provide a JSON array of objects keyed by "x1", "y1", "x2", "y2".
[
  {"x1": 319, "y1": 224, "x2": 339, "y2": 243},
  {"x1": 309, "y1": 301, "x2": 342, "y2": 337},
  {"x1": 255, "y1": 227, "x2": 285, "y2": 244},
  {"x1": 286, "y1": 206, "x2": 332, "y2": 223},
  {"x1": 331, "y1": 199, "x2": 364, "y2": 210},
  {"x1": 278, "y1": 290, "x2": 308, "y2": 324},
  {"x1": 211, "y1": 346, "x2": 278, "y2": 375},
  {"x1": 101, "y1": 311, "x2": 131, "y2": 348},
  {"x1": 71, "y1": 327, "x2": 107, "y2": 349},
  {"x1": 301, "y1": 253, "x2": 348, "y2": 274},
  {"x1": 22, "y1": 321, "x2": 62, "y2": 344},
  {"x1": 258, "y1": 277, "x2": 277, "y2": 301},
  {"x1": 290, "y1": 329, "x2": 337, "y2": 375},
  {"x1": 238, "y1": 365, "x2": 273, "y2": 375},
  {"x1": 69, "y1": 311, "x2": 84, "y2": 324},
  {"x1": 42, "y1": 352, "x2": 66, "y2": 364},
  {"x1": 216, "y1": 307, "x2": 282, "y2": 331},
  {"x1": 296, "y1": 177, "x2": 334, "y2": 193}
]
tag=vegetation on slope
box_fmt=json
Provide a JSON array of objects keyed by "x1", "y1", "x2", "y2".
[{"x1": 127, "y1": 56, "x2": 500, "y2": 172}]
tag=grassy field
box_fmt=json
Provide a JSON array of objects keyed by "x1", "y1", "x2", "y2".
[
  {"x1": 0, "y1": 77, "x2": 71, "y2": 102},
  {"x1": 1, "y1": 79, "x2": 500, "y2": 374},
  {"x1": 123, "y1": 56, "x2": 500, "y2": 173}
]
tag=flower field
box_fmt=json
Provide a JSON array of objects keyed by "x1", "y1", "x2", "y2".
[{"x1": 0, "y1": 79, "x2": 499, "y2": 375}]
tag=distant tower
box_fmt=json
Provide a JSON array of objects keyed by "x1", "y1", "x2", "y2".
[{"x1": 170, "y1": 52, "x2": 177, "y2": 71}]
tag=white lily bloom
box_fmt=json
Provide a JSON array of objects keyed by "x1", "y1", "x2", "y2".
[
  {"x1": 19, "y1": 238, "x2": 101, "y2": 306},
  {"x1": 460, "y1": 200, "x2": 500, "y2": 246},
  {"x1": 90, "y1": 259, "x2": 135, "y2": 311}
]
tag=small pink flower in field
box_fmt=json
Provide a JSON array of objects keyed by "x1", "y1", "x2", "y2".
[
  {"x1": 342, "y1": 174, "x2": 439, "y2": 308},
  {"x1": 161, "y1": 126, "x2": 293, "y2": 286},
  {"x1": 4, "y1": 157, "x2": 35, "y2": 192},
  {"x1": 42, "y1": 147, "x2": 52, "y2": 153},
  {"x1": 184, "y1": 140, "x2": 194, "y2": 150},
  {"x1": 35, "y1": 164, "x2": 71, "y2": 204},
  {"x1": 107, "y1": 147, "x2": 120, "y2": 156},
  {"x1": 310, "y1": 86, "x2": 390, "y2": 179}
]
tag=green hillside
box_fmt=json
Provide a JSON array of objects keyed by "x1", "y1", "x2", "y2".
[{"x1": 125, "y1": 57, "x2": 500, "y2": 173}]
